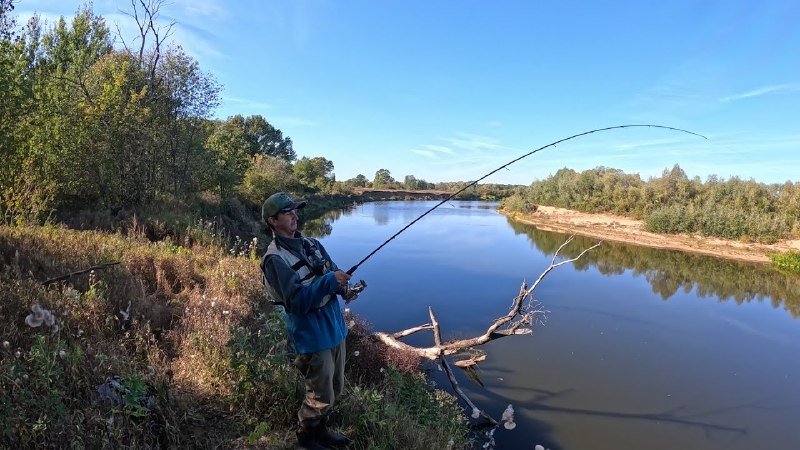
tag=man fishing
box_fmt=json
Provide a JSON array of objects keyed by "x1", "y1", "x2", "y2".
[{"x1": 260, "y1": 192, "x2": 356, "y2": 450}]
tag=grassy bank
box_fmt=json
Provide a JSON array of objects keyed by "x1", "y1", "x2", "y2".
[{"x1": 0, "y1": 225, "x2": 470, "y2": 449}]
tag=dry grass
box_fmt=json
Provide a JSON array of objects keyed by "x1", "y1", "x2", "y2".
[{"x1": 0, "y1": 225, "x2": 470, "y2": 449}]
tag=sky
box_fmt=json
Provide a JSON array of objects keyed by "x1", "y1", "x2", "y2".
[{"x1": 12, "y1": 0, "x2": 800, "y2": 185}]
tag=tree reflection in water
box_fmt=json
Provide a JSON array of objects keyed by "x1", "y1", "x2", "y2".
[{"x1": 506, "y1": 218, "x2": 800, "y2": 318}]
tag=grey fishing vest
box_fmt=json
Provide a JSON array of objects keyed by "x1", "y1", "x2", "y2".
[{"x1": 262, "y1": 237, "x2": 334, "y2": 309}]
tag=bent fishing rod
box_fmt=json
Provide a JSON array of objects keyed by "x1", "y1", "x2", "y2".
[{"x1": 345, "y1": 124, "x2": 707, "y2": 276}]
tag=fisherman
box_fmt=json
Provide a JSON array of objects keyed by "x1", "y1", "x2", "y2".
[{"x1": 260, "y1": 192, "x2": 355, "y2": 450}]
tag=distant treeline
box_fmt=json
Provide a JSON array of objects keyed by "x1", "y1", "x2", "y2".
[
  {"x1": 0, "y1": 4, "x2": 515, "y2": 227},
  {"x1": 502, "y1": 165, "x2": 800, "y2": 243}
]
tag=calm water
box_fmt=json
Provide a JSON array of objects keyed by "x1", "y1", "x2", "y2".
[{"x1": 306, "y1": 201, "x2": 800, "y2": 450}]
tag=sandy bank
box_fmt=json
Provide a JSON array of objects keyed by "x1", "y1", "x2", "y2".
[{"x1": 501, "y1": 205, "x2": 800, "y2": 264}]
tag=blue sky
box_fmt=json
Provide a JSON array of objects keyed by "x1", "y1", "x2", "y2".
[{"x1": 14, "y1": 0, "x2": 800, "y2": 185}]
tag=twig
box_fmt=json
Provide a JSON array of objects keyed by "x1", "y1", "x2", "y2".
[
  {"x1": 525, "y1": 236, "x2": 602, "y2": 297},
  {"x1": 439, "y1": 355, "x2": 498, "y2": 426},
  {"x1": 42, "y1": 262, "x2": 121, "y2": 286}
]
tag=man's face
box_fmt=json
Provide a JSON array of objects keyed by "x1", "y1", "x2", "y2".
[{"x1": 269, "y1": 208, "x2": 299, "y2": 237}]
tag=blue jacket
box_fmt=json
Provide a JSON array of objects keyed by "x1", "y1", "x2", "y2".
[{"x1": 261, "y1": 233, "x2": 348, "y2": 354}]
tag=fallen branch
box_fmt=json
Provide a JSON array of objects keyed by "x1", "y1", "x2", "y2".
[
  {"x1": 371, "y1": 235, "x2": 601, "y2": 423},
  {"x1": 42, "y1": 262, "x2": 121, "y2": 286}
]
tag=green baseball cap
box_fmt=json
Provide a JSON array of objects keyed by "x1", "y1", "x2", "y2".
[{"x1": 262, "y1": 192, "x2": 307, "y2": 222}]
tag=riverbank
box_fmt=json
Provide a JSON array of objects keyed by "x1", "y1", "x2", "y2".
[{"x1": 501, "y1": 205, "x2": 800, "y2": 264}]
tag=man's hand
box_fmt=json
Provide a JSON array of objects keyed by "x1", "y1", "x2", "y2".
[
  {"x1": 342, "y1": 280, "x2": 367, "y2": 303},
  {"x1": 334, "y1": 270, "x2": 351, "y2": 287}
]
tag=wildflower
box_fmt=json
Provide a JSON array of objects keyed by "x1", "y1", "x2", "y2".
[
  {"x1": 380, "y1": 367, "x2": 385, "y2": 373},
  {"x1": 15, "y1": 350, "x2": 21, "y2": 358},
  {"x1": 2, "y1": 341, "x2": 9, "y2": 350},
  {"x1": 471, "y1": 407, "x2": 481, "y2": 419},
  {"x1": 353, "y1": 351, "x2": 360, "y2": 357},
  {"x1": 58, "y1": 350, "x2": 67, "y2": 359}
]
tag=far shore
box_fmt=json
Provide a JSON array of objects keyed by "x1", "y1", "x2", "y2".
[{"x1": 500, "y1": 205, "x2": 800, "y2": 264}]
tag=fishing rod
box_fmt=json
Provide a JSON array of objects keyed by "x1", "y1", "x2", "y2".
[{"x1": 345, "y1": 124, "x2": 707, "y2": 275}]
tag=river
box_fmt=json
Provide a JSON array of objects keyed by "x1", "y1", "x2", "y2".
[{"x1": 305, "y1": 200, "x2": 800, "y2": 450}]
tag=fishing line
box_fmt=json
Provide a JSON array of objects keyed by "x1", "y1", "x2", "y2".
[{"x1": 346, "y1": 124, "x2": 707, "y2": 275}]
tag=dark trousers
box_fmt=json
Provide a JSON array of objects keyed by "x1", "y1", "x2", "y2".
[{"x1": 293, "y1": 340, "x2": 346, "y2": 424}]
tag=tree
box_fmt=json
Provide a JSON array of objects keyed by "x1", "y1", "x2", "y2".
[
  {"x1": 155, "y1": 47, "x2": 220, "y2": 196},
  {"x1": 0, "y1": 0, "x2": 15, "y2": 38},
  {"x1": 373, "y1": 168, "x2": 395, "y2": 189},
  {"x1": 349, "y1": 174, "x2": 367, "y2": 187},
  {"x1": 293, "y1": 156, "x2": 335, "y2": 192},
  {"x1": 238, "y1": 155, "x2": 297, "y2": 206},
  {"x1": 403, "y1": 175, "x2": 418, "y2": 190},
  {"x1": 206, "y1": 120, "x2": 250, "y2": 196},
  {"x1": 228, "y1": 114, "x2": 296, "y2": 161}
]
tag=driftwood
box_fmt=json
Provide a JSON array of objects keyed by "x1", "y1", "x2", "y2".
[{"x1": 373, "y1": 236, "x2": 602, "y2": 423}]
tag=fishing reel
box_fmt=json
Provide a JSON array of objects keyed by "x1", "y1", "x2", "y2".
[{"x1": 342, "y1": 279, "x2": 367, "y2": 304}]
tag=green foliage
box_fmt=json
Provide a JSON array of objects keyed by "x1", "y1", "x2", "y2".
[
  {"x1": 345, "y1": 174, "x2": 368, "y2": 188},
  {"x1": 226, "y1": 312, "x2": 300, "y2": 426},
  {"x1": 205, "y1": 119, "x2": 251, "y2": 197},
  {"x1": 373, "y1": 168, "x2": 396, "y2": 189},
  {"x1": 770, "y1": 251, "x2": 800, "y2": 275},
  {"x1": 229, "y1": 114, "x2": 296, "y2": 161},
  {"x1": 402, "y1": 174, "x2": 436, "y2": 190},
  {"x1": 293, "y1": 156, "x2": 336, "y2": 192},
  {"x1": 338, "y1": 368, "x2": 470, "y2": 450}
]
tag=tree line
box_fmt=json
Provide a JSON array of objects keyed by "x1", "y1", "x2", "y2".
[
  {"x1": 502, "y1": 165, "x2": 800, "y2": 243},
  {"x1": 0, "y1": 3, "x2": 516, "y2": 227}
]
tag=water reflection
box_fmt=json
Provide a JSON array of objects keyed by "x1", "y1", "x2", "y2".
[
  {"x1": 298, "y1": 207, "x2": 351, "y2": 238},
  {"x1": 506, "y1": 218, "x2": 800, "y2": 318}
]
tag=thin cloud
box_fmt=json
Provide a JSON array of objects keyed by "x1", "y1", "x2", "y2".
[
  {"x1": 421, "y1": 144, "x2": 454, "y2": 155},
  {"x1": 171, "y1": 0, "x2": 229, "y2": 19},
  {"x1": 222, "y1": 96, "x2": 272, "y2": 111},
  {"x1": 612, "y1": 138, "x2": 687, "y2": 151},
  {"x1": 440, "y1": 132, "x2": 504, "y2": 152},
  {"x1": 410, "y1": 149, "x2": 438, "y2": 159},
  {"x1": 720, "y1": 82, "x2": 800, "y2": 102}
]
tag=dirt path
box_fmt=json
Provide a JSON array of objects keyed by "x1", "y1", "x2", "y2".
[{"x1": 501, "y1": 206, "x2": 800, "y2": 264}]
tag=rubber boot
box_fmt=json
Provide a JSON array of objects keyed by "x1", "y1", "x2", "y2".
[
  {"x1": 296, "y1": 421, "x2": 329, "y2": 450},
  {"x1": 317, "y1": 416, "x2": 350, "y2": 448}
]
